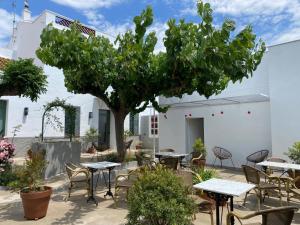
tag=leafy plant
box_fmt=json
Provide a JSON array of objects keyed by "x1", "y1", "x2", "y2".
[
  {"x1": 193, "y1": 168, "x2": 217, "y2": 184},
  {"x1": 8, "y1": 149, "x2": 47, "y2": 192},
  {"x1": 85, "y1": 128, "x2": 99, "y2": 147},
  {"x1": 286, "y1": 142, "x2": 300, "y2": 164},
  {"x1": 126, "y1": 166, "x2": 196, "y2": 225},
  {"x1": 124, "y1": 130, "x2": 133, "y2": 141},
  {"x1": 193, "y1": 138, "x2": 206, "y2": 158},
  {"x1": 0, "y1": 167, "x2": 18, "y2": 186},
  {"x1": 37, "y1": 1, "x2": 265, "y2": 161}
]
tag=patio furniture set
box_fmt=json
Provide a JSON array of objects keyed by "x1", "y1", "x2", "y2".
[{"x1": 65, "y1": 148, "x2": 299, "y2": 225}]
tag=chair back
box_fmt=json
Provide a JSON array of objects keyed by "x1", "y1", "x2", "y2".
[
  {"x1": 65, "y1": 162, "x2": 76, "y2": 179},
  {"x1": 242, "y1": 165, "x2": 260, "y2": 185},
  {"x1": 247, "y1": 150, "x2": 269, "y2": 164},
  {"x1": 262, "y1": 207, "x2": 297, "y2": 225},
  {"x1": 160, "y1": 157, "x2": 179, "y2": 170},
  {"x1": 212, "y1": 146, "x2": 232, "y2": 160},
  {"x1": 176, "y1": 169, "x2": 194, "y2": 191}
]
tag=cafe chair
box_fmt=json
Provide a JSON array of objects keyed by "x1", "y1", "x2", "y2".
[
  {"x1": 265, "y1": 157, "x2": 287, "y2": 176},
  {"x1": 226, "y1": 206, "x2": 298, "y2": 225},
  {"x1": 65, "y1": 162, "x2": 91, "y2": 200},
  {"x1": 160, "y1": 157, "x2": 180, "y2": 170},
  {"x1": 212, "y1": 146, "x2": 235, "y2": 168},
  {"x1": 242, "y1": 165, "x2": 282, "y2": 210},
  {"x1": 135, "y1": 151, "x2": 152, "y2": 167},
  {"x1": 176, "y1": 169, "x2": 214, "y2": 225},
  {"x1": 246, "y1": 150, "x2": 269, "y2": 167}
]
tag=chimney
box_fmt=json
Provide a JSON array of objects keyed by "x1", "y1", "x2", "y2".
[{"x1": 23, "y1": 0, "x2": 31, "y2": 22}]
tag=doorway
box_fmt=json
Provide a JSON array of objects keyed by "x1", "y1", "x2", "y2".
[
  {"x1": 186, "y1": 118, "x2": 204, "y2": 154},
  {"x1": 98, "y1": 109, "x2": 110, "y2": 150}
]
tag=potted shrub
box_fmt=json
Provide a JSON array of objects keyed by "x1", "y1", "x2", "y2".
[
  {"x1": 84, "y1": 128, "x2": 99, "y2": 154},
  {"x1": 192, "y1": 138, "x2": 207, "y2": 167},
  {"x1": 127, "y1": 166, "x2": 196, "y2": 225},
  {"x1": 9, "y1": 149, "x2": 52, "y2": 220},
  {"x1": 285, "y1": 142, "x2": 300, "y2": 187}
]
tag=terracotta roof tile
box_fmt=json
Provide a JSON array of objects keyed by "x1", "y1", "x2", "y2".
[{"x1": 0, "y1": 57, "x2": 10, "y2": 71}]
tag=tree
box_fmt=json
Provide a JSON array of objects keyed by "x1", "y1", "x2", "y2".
[
  {"x1": 36, "y1": 1, "x2": 265, "y2": 161},
  {"x1": 0, "y1": 58, "x2": 47, "y2": 101}
]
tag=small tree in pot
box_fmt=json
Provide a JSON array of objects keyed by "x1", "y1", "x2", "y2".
[
  {"x1": 8, "y1": 149, "x2": 52, "y2": 220},
  {"x1": 192, "y1": 138, "x2": 207, "y2": 167}
]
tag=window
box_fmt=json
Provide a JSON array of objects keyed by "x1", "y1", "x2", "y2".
[
  {"x1": 65, "y1": 107, "x2": 80, "y2": 137},
  {"x1": 129, "y1": 113, "x2": 139, "y2": 135},
  {"x1": 0, "y1": 100, "x2": 7, "y2": 137},
  {"x1": 149, "y1": 115, "x2": 158, "y2": 137}
]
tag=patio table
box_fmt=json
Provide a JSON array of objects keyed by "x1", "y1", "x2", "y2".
[
  {"x1": 155, "y1": 152, "x2": 188, "y2": 161},
  {"x1": 194, "y1": 178, "x2": 255, "y2": 225},
  {"x1": 257, "y1": 161, "x2": 300, "y2": 171},
  {"x1": 81, "y1": 161, "x2": 121, "y2": 206}
]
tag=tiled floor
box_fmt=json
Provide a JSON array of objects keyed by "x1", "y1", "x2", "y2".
[{"x1": 0, "y1": 167, "x2": 299, "y2": 225}]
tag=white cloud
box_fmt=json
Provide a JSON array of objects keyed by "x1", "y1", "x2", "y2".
[
  {"x1": 51, "y1": 0, "x2": 124, "y2": 10},
  {"x1": 0, "y1": 8, "x2": 19, "y2": 47}
]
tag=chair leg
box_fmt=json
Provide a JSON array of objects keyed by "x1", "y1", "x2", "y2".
[
  {"x1": 213, "y1": 157, "x2": 217, "y2": 167},
  {"x1": 230, "y1": 157, "x2": 235, "y2": 168},
  {"x1": 220, "y1": 159, "x2": 223, "y2": 168},
  {"x1": 243, "y1": 191, "x2": 249, "y2": 206},
  {"x1": 210, "y1": 210, "x2": 214, "y2": 225}
]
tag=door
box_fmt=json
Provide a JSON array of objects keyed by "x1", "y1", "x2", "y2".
[
  {"x1": 0, "y1": 101, "x2": 6, "y2": 137},
  {"x1": 98, "y1": 109, "x2": 110, "y2": 150},
  {"x1": 186, "y1": 118, "x2": 204, "y2": 154}
]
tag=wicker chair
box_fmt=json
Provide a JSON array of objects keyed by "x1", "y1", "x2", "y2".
[
  {"x1": 246, "y1": 150, "x2": 269, "y2": 166},
  {"x1": 65, "y1": 162, "x2": 91, "y2": 200},
  {"x1": 212, "y1": 146, "x2": 235, "y2": 168},
  {"x1": 242, "y1": 165, "x2": 282, "y2": 210},
  {"x1": 176, "y1": 169, "x2": 214, "y2": 225},
  {"x1": 265, "y1": 157, "x2": 287, "y2": 175},
  {"x1": 226, "y1": 206, "x2": 298, "y2": 225},
  {"x1": 160, "y1": 157, "x2": 179, "y2": 170}
]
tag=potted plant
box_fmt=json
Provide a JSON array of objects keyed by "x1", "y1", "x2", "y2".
[
  {"x1": 285, "y1": 142, "x2": 300, "y2": 187},
  {"x1": 84, "y1": 128, "x2": 99, "y2": 154},
  {"x1": 8, "y1": 149, "x2": 52, "y2": 220},
  {"x1": 0, "y1": 139, "x2": 16, "y2": 189},
  {"x1": 192, "y1": 138, "x2": 207, "y2": 167}
]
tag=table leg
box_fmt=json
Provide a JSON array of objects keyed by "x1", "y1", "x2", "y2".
[
  {"x1": 87, "y1": 169, "x2": 98, "y2": 206},
  {"x1": 104, "y1": 167, "x2": 114, "y2": 198},
  {"x1": 230, "y1": 196, "x2": 234, "y2": 225},
  {"x1": 215, "y1": 193, "x2": 220, "y2": 225}
]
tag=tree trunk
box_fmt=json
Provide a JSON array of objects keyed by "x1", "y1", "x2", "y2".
[{"x1": 114, "y1": 111, "x2": 126, "y2": 162}]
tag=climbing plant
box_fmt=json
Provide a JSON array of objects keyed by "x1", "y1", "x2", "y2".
[{"x1": 41, "y1": 98, "x2": 76, "y2": 142}]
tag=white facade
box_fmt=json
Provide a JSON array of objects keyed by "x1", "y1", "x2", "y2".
[
  {"x1": 0, "y1": 9, "x2": 140, "y2": 153},
  {"x1": 159, "y1": 40, "x2": 300, "y2": 167}
]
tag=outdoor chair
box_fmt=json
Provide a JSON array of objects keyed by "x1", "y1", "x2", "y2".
[
  {"x1": 226, "y1": 206, "x2": 298, "y2": 225},
  {"x1": 114, "y1": 169, "x2": 140, "y2": 207},
  {"x1": 246, "y1": 150, "x2": 269, "y2": 166},
  {"x1": 242, "y1": 165, "x2": 282, "y2": 210},
  {"x1": 160, "y1": 157, "x2": 179, "y2": 170},
  {"x1": 135, "y1": 151, "x2": 152, "y2": 167},
  {"x1": 265, "y1": 157, "x2": 287, "y2": 175},
  {"x1": 212, "y1": 146, "x2": 235, "y2": 168},
  {"x1": 65, "y1": 162, "x2": 91, "y2": 200},
  {"x1": 176, "y1": 169, "x2": 214, "y2": 225},
  {"x1": 280, "y1": 175, "x2": 300, "y2": 203}
]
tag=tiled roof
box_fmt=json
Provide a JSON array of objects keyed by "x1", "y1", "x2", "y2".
[{"x1": 0, "y1": 57, "x2": 10, "y2": 70}]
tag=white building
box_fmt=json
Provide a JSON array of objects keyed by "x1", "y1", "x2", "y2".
[
  {"x1": 0, "y1": 4, "x2": 142, "y2": 156},
  {"x1": 159, "y1": 40, "x2": 300, "y2": 167}
]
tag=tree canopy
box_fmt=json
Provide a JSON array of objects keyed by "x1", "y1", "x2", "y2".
[
  {"x1": 36, "y1": 1, "x2": 265, "y2": 160},
  {"x1": 0, "y1": 58, "x2": 47, "y2": 101}
]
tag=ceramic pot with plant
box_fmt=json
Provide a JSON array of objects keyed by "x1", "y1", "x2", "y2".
[
  {"x1": 9, "y1": 149, "x2": 52, "y2": 220},
  {"x1": 192, "y1": 138, "x2": 207, "y2": 167}
]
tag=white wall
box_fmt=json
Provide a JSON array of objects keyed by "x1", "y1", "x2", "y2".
[
  {"x1": 159, "y1": 101, "x2": 272, "y2": 167},
  {"x1": 268, "y1": 40, "x2": 300, "y2": 158}
]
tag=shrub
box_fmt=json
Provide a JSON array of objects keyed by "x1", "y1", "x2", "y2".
[
  {"x1": 0, "y1": 139, "x2": 15, "y2": 169},
  {"x1": 193, "y1": 168, "x2": 217, "y2": 184},
  {"x1": 286, "y1": 142, "x2": 300, "y2": 164},
  {"x1": 126, "y1": 166, "x2": 196, "y2": 225},
  {"x1": 192, "y1": 138, "x2": 206, "y2": 158}
]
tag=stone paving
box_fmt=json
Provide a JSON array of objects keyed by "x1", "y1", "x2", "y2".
[{"x1": 0, "y1": 167, "x2": 300, "y2": 225}]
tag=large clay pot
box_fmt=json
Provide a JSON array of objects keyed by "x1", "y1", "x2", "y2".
[{"x1": 20, "y1": 186, "x2": 52, "y2": 220}]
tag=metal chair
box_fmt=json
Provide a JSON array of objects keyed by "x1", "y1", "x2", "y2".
[
  {"x1": 242, "y1": 165, "x2": 282, "y2": 210},
  {"x1": 226, "y1": 206, "x2": 298, "y2": 225},
  {"x1": 160, "y1": 157, "x2": 179, "y2": 170},
  {"x1": 65, "y1": 162, "x2": 90, "y2": 200},
  {"x1": 212, "y1": 146, "x2": 235, "y2": 168},
  {"x1": 246, "y1": 150, "x2": 269, "y2": 166},
  {"x1": 266, "y1": 157, "x2": 287, "y2": 175}
]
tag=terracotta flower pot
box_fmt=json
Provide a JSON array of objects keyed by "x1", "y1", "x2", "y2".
[
  {"x1": 20, "y1": 186, "x2": 52, "y2": 220},
  {"x1": 192, "y1": 158, "x2": 206, "y2": 169}
]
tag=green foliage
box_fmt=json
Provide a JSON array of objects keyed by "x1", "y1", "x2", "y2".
[
  {"x1": 84, "y1": 128, "x2": 99, "y2": 146},
  {"x1": 192, "y1": 167, "x2": 217, "y2": 184},
  {"x1": 193, "y1": 138, "x2": 206, "y2": 158},
  {"x1": 286, "y1": 142, "x2": 300, "y2": 164},
  {"x1": 126, "y1": 166, "x2": 196, "y2": 225},
  {"x1": 0, "y1": 165, "x2": 18, "y2": 186},
  {"x1": 124, "y1": 130, "x2": 133, "y2": 141},
  {"x1": 36, "y1": 1, "x2": 265, "y2": 160},
  {"x1": 0, "y1": 58, "x2": 47, "y2": 101},
  {"x1": 8, "y1": 149, "x2": 47, "y2": 192}
]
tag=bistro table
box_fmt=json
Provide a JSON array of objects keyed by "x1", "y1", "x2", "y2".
[
  {"x1": 155, "y1": 152, "x2": 188, "y2": 161},
  {"x1": 257, "y1": 161, "x2": 300, "y2": 171},
  {"x1": 194, "y1": 178, "x2": 255, "y2": 225},
  {"x1": 81, "y1": 161, "x2": 121, "y2": 206}
]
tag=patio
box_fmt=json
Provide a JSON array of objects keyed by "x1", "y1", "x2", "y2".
[{"x1": 1, "y1": 166, "x2": 299, "y2": 225}]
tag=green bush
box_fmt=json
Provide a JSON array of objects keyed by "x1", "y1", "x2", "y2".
[
  {"x1": 192, "y1": 138, "x2": 206, "y2": 158},
  {"x1": 126, "y1": 166, "x2": 196, "y2": 225},
  {"x1": 286, "y1": 142, "x2": 300, "y2": 164},
  {"x1": 0, "y1": 165, "x2": 18, "y2": 186},
  {"x1": 193, "y1": 168, "x2": 217, "y2": 184}
]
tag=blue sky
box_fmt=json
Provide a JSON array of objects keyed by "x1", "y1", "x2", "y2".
[{"x1": 1, "y1": 0, "x2": 300, "y2": 50}]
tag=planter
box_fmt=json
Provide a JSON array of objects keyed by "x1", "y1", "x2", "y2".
[
  {"x1": 20, "y1": 186, "x2": 52, "y2": 220},
  {"x1": 192, "y1": 158, "x2": 206, "y2": 168}
]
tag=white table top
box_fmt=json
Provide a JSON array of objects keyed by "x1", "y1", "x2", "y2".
[
  {"x1": 81, "y1": 161, "x2": 121, "y2": 170},
  {"x1": 257, "y1": 161, "x2": 300, "y2": 170},
  {"x1": 155, "y1": 152, "x2": 189, "y2": 157},
  {"x1": 193, "y1": 178, "x2": 255, "y2": 197}
]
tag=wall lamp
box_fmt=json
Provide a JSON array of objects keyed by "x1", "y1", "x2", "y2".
[
  {"x1": 24, "y1": 107, "x2": 29, "y2": 116},
  {"x1": 88, "y1": 112, "x2": 93, "y2": 119}
]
